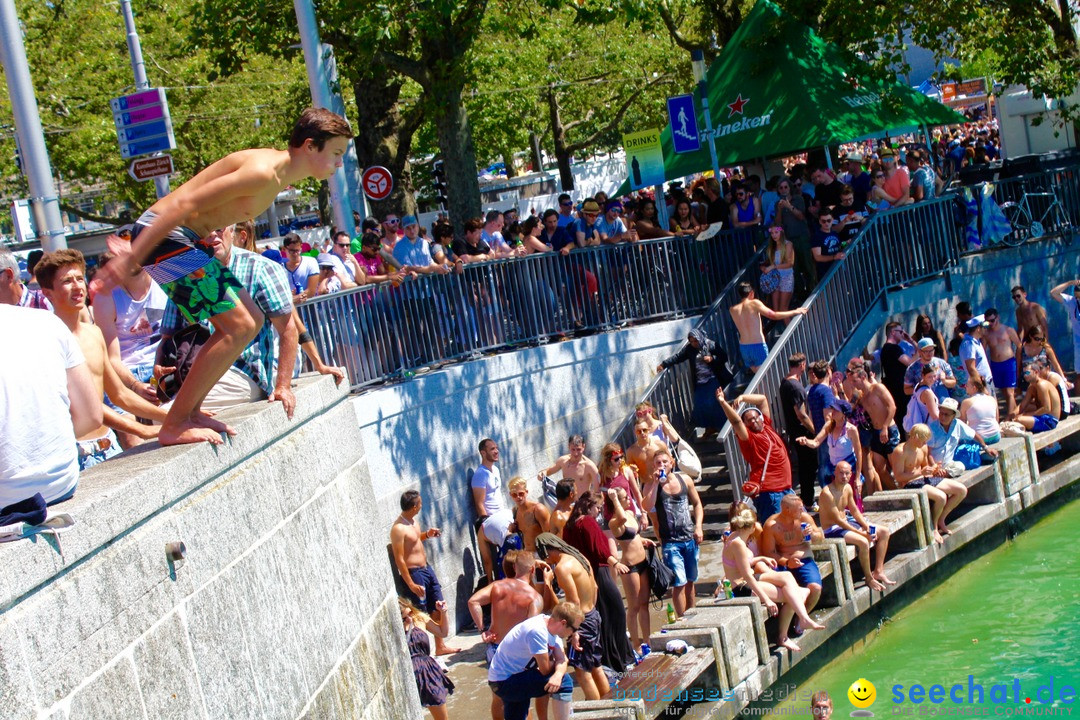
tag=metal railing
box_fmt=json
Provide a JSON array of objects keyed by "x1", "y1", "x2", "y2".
[
  {"x1": 610, "y1": 245, "x2": 768, "y2": 451},
  {"x1": 716, "y1": 196, "x2": 965, "y2": 498},
  {"x1": 983, "y1": 167, "x2": 1080, "y2": 246},
  {"x1": 297, "y1": 228, "x2": 762, "y2": 391}
]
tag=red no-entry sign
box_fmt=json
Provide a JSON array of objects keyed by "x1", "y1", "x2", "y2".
[{"x1": 362, "y1": 166, "x2": 394, "y2": 201}]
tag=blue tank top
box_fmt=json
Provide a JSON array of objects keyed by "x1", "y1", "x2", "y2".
[
  {"x1": 827, "y1": 425, "x2": 857, "y2": 466},
  {"x1": 736, "y1": 198, "x2": 757, "y2": 224}
]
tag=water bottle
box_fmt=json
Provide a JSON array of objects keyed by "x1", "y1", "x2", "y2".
[
  {"x1": 666, "y1": 602, "x2": 677, "y2": 624},
  {"x1": 722, "y1": 578, "x2": 732, "y2": 600}
]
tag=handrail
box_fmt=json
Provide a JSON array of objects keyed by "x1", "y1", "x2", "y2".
[{"x1": 296, "y1": 227, "x2": 762, "y2": 391}]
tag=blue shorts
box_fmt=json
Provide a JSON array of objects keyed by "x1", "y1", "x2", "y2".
[
  {"x1": 662, "y1": 538, "x2": 700, "y2": 587},
  {"x1": 76, "y1": 430, "x2": 122, "y2": 471},
  {"x1": 403, "y1": 564, "x2": 444, "y2": 613},
  {"x1": 1032, "y1": 414, "x2": 1059, "y2": 433},
  {"x1": 989, "y1": 358, "x2": 1017, "y2": 389},
  {"x1": 753, "y1": 488, "x2": 794, "y2": 522},
  {"x1": 824, "y1": 516, "x2": 876, "y2": 539},
  {"x1": 739, "y1": 342, "x2": 769, "y2": 368},
  {"x1": 783, "y1": 557, "x2": 822, "y2": 588}
]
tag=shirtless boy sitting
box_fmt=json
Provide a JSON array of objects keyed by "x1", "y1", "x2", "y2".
[
  {"x1": 889, "y1": 423, "x2": 967, "y2": 545},
  {"x1": 729, "y1": 281, "x2": 808, "y2": 371},
  {"x1": 538, "y1": 434, "x2": 599, "y2": 500},
  {"x1": 818, "y1": 461, "x2": 895, "y2": 591},
  {"x1": 37, "y1": 250, "x2": 168, "y2": 467},
  {"x1": 761, "y1": 494, "x2": 824, "y2": 627},
  {"x1": 390, "y1": 490, "x2": 458, "y2": 655},
  {"x1": 92, "y1": 108, "x2": 353, "y2": 445},
  {"x1": 507, "y1": 476, "x2": 550, "y2": 551}
]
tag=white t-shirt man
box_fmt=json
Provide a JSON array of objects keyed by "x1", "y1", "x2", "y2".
[
  {"x1": 472, "y1": 464, "x2": 512, "y2": 545},
  {"x1": 0, "y1": 306, "x2": 83, "y2": 507},
  {"x1": 286, "y1": 256, "x2": 320, "y2": 296},
  {"x1": 959, "y1": 334, "x2": 993, "y2": 387},
  {"x1": 488, "y1": 614, "x2": 564, "y2": 682}
]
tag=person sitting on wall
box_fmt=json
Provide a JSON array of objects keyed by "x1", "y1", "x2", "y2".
[
  {"x1": 889, "y1": 423, "x2": 965, "y2": 545},
  {"x1": 817, "y1": 461, "x2": 895, "y2": 591},
  {"x1": 390, "y1": 490, "x2": 459, "y2": 656},
  {"x1": 1013, "y1": 358, "x2": 1063, "y2": 433},
  {"x1": 760, "y1": 494, "x2": 824, "y2": 633},
  {"x1": 926, "y1": 397, "x2": 998, "y2": 473}
]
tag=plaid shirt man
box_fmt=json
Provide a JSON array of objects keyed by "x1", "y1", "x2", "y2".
[{"x1": 162, "y1": 248, "x2": 293, "y2": 395}]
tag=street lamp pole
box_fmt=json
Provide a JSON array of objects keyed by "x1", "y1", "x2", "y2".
[
  {"x1": 120, "y1": 0, "x2": 170, "y2": 199},
  {"x1": 0, "y1": 0, "x2": 67, "y2": 250},
  {"x1": 691, "y1": 49, "x2": 721, "y2": 179}
]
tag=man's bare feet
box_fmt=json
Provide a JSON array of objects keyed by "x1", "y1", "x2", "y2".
[
  {"x1": 159, "y1": 420, "x2": 224, "y2": 446},
  {"x1": 873, "y1": 571, "x2": 897, "y2": 586},
  {"x1": 937, "y1": 525, "x2": 952, "y2": 537},
  {"x1": 778, "y1": 637, "x2": 802, "y2": 652},
  {"x1": 933, "y1": 530, "x2": 944, "y2": 545},
  {"x1": 191, "y1": 411, "x2": 236, "y2": 436},
  {"x1": 867, "y1": 577, "x2": 886, "y2": 592}
]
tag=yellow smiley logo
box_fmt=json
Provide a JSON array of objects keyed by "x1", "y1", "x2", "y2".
[{"x1": 848, "y1": 678, "x2": 877, "y2": 709}]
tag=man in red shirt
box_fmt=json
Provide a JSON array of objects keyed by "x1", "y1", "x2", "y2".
[{"x1": 719, "y1": 391, "x2": 794, "y2": 520}]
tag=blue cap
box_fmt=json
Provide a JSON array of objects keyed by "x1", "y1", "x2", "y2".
[{"x1": 402, "y1": 215, "x2": 418, "y2": 228}]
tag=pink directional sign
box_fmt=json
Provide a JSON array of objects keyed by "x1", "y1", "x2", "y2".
[
  {"x1": 117, "y1": 89, "x2": 161, "y2": 111},
  {"x1": 125, "y1": 105, "x2": 164, "y2": 124}
]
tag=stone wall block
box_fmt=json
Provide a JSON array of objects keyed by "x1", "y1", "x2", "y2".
[{"x1": 131, "y1": 612, "x2": 206, "y2": 720}]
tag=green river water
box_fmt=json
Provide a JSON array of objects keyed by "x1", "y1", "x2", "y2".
[{"x1": 762, "y1": 499, "x2": 1080, "y2": 719}]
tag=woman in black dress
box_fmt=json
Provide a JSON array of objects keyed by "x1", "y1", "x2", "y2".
[{"x1": 399, "y1": 598, "x2": 454, "y2": 719}]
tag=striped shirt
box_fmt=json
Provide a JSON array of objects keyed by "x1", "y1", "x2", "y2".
[{"x1": 163, "y1": 249, "x2": 294, "y2": 395}]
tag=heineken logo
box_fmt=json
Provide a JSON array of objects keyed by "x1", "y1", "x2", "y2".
[
  {"x1": 727, "y1": 94, "x2": 749, "y2": 117},
  {"x1": 715, "y1": 111, "x2": 773, "y2": 138},
  {"x1": 842, "y1": 92, "x2": 881, "y2": 108}
]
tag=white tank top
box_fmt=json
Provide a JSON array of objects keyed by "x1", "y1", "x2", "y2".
[
  {"x1": 112, "y1": 281, "x2": 168, "y2": 368},
  {"x1": 965, "y1": 393, "x2": 999, "y2": 438}
]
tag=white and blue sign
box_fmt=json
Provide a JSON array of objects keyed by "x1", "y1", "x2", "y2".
[
  {"x1": 111, "y1": 88, "x2": 176, "y2": 160},
  {"x1": 667, "y1": 94, "x2": 700, "y2": 154}
]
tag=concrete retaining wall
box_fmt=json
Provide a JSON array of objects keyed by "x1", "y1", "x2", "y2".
[
  {"x1": 0, "y1": 376, "x2": 420, "y2": 720},
  {"x1": 351, "y1": 316, "x2": 698, "y2": 630}
]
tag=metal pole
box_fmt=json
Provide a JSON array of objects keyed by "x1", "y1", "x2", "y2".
[
  {"x1": 119, "y1": 0, "x2": 169, "y2": 199},
  {"x1": 654, "y1": 184, "x2": 670, "y2": 231},
  {"x1": 699, "y1": 88, "x2": 721, "y2": 178},
  {"x1": 293, "y1": 0, "x2": 355, "y2": 234},
  {"x1": 0, "y1": 0, "x2": 67, "y2": 250}
]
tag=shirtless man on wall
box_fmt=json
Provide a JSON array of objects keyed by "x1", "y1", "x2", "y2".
[
  {"x1": 390, "y1": 490, "x2": 459, "y2": 655},
  {"x1": 848, "y1": 367, "x2": 900, "y2": 488},
  {"x1": 538, "y1": 435, "x2": 599, "y2": 500},
  {"x1": 549, "y1": 479, "x2": 576, "y2": 537},
  {"x1": 889, "y1": 424, "x2": 966, "y2": 545},
  {"x1": 761, "y1": 495, "x2": 826, "y2": 631},
  {"x1": 729, "y1": 281, "x2": 808, "y2": 372},
  {"x1": 1012, "y1": 285, "x2": 1048, "y2": 343},
  {"x1": 818, "y1": 461, "x2": 895, "y2": 591},
  {"x1": 468, "y1": 550, "x2": 544, "y2": 720},
  {"x1": 982, "y1": 308, "x2": 1022, "y2": 418},
  {"x1": 508, "y1": 476, "x2": 550, "y2": 551},
  {"x1": 37, "y1": 250, "x2": 168, "y2": 468}
]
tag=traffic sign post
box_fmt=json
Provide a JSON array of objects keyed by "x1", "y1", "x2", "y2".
[
  {"x1": 111, "y1": 87, "x2": 176, "y2": 160},
  {"x1": 362, "y1": 166, "x2": 394, "y2": 201},
  {"x1": 129, "y1": 154, "x2": 173, "y2": 182}
]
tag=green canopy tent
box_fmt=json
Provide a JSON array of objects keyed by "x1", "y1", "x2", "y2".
[{"x1": 615, "y1": 0, "x2": 966, "y2": 195}]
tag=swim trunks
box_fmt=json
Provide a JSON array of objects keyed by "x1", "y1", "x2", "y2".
[
  {"x1": 782, "y1": 557, "x2": 822, "y2": 587},
  {"x1": 1032, "y1": 414, "x2": 1059, "y2": 433},
  {"x1": 739, "y1": 342, "x2": 770, "y2": 369},
  {"x1": 403, "y1": 564, "x2": 444, "y2": 613},
  {"x1": 823, "y1": 518, "x2": 876, "y2": 539},
  {"x1": 131, "y1": 210, "x2": 244, "y2": 323},
  {"x1": 569, "y1": 608, "x2": 603, "y2": 671},
  {"x1": 869, "y1": 423, "x2": 901, "y2": 457},
  {"x1": 988, "y1": 358, "x2": 1017, "y2": 389}
]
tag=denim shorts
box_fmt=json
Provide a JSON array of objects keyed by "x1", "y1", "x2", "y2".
[{"x1": 662, "y1": 537, "x2": 699, "y2": 587}]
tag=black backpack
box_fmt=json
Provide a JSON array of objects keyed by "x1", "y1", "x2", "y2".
[
  {"x1": 155, "y1": 323, "x2": 212, "y2": 402},
  {"x1": 646, "y1": 543, "x2": 675, "y2": 602}
]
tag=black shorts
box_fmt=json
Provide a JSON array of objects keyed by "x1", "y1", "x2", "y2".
[
  {"x1": 569, "y1": 608, "x2": 603, "y2": 671},
  {"x1": 870, "y1": 424, "x2": 901, "y2": 456}
]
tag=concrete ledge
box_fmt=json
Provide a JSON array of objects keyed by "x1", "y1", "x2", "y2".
[{"x1": 0, "y1": 374, "x2": 349, "y2": 612}]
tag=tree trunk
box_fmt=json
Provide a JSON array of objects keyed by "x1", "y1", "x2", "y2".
[
  {"x1": 503, "y1": 150, "x2": 518, "y2": 178},
  {"x1": 431, "y1": 80, "x2": 482, "y2": 238},
  {"x1": 530, "y1": 132, "x2": 544, "y2": 174},
  {"x1": 547, "y1": 86, "x2": 575, "y2": 192},
  {"x1": 349, "y1": 71, "x2": 422, "y2": 221}
]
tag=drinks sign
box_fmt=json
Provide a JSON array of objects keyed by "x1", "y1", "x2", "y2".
[{"x1": 622, "y1": 128, "x2": 665, "y2": 191}]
